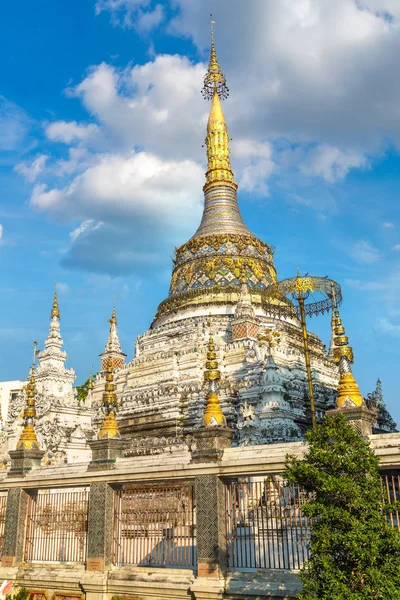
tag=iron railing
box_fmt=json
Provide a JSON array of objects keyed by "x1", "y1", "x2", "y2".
[
  {"x1": 24, "y1": 488, "x2": 89, "y2": 563},
  {"x1": 0, "y1": 493, "x2": 7, "y2": 560},
  {"x1": 382, "y1": 474, "x2": 400, "y2": 532},
  {"x1": 226, "y1": 474, "x2": 400, "y2": 571},
  {"x1": 226, "y1": 477, "x2": 311, "y2": 570},
  {"x1": 114, "y1": 483, "x2": 196, "y2": 567}
]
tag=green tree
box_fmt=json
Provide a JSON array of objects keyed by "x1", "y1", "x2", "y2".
[
  {"x1": 75, "y1": 373, "x2": 97, "y2": 402},
  {"x1": 285, "y1": 412, "x2": 400, "y2": 600},
  {"x1": 6, "y1": 588, "x2": 29, "y2": 600}
]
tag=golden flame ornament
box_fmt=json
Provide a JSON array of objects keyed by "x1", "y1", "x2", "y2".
[
  {"x1": 332, "y1": 309, "x2": 364, "y2": 408},
  {"x1": 17, "y1": 361, "x2": 40, "y2": 450},
  {"x1": 203, "y1": 329, "x2": 227, "y2": 427},
  {"x1": 98, "y1": 360, "x2": 120, "y2": 439}
]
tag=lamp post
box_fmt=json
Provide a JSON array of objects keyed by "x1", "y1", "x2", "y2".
[{"x1": 262, "y1": 272, "x2": 342, "y2": 429}]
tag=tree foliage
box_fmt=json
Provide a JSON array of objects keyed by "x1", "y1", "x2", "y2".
[
  {"x1": 75, "y1": 373, "x2": 97, "y2": 402},
  {"x1": 285, "y1": 412, "x2": 400, "y2": 599},
  {"x1": 6, "y1": 588, "x2": 29, "y2": 600}
]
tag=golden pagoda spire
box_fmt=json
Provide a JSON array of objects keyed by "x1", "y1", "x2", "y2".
[
  {"x1": 203, "y1": 327, "x2": 227, "y2": 427},
  {"x1": 109, "y1": 305, "x2": 117, "y2": 326},
  {"x1": 17, "y1": 345, "x2": 40, "y2": 450},
  {"x1": 98, "y1": 360, "x2": 120, "y2": 439},
  {"x1": 100, "y1": 304, "x2": 126, "y2": 371},
  {"x1": 87, "y1": 365, "x2": 94, "y2": 391},
  {"x1": 202, "y1": 15, "x2": 237, "y2": 194},
  {"x1": 51, "y1": 284, "x2": 60, "y2": 319},
  {"x1": 332, "y1": 308, "x2": 364, "y2": 408}
]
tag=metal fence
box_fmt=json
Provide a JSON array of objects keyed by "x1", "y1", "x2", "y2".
[
  {"x1": 382, "y1": 474, "x2": 400, "y2": 532},
  {"x1": 24, "y1": 487, "x2": 89, "y2": 563},
  {"x1": 226, "y1": 474, "x2": 400, "y2": 571},
  {"x1": 0, "y1": 493, "x2": 7, "y2": 560},
  {"x1": 113, "y1": 483, "x2": 196, "y2": 567},
  {"x1": 226, "y1": 477, "x2": 311, "y2": 570}
]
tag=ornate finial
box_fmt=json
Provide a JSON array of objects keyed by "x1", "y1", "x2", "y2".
[
  {"x1": 202, "y1": 15, "x2": 229, "y2": 101},
  {"x1": 332, "y1": 309, "x2": 363, "y2": 408},
  {"x1": 51, "y1": 285, "x2": 60, "y2": 319},
  {"x1": 98, "y1": 360, "x2": 120, "y2": 439},
  {"x1": 202, "y1": 21, "x2": 236, "y2": 193},
  {"x1": 258, "y1": 328, "x2": 281, "y2": 355},
  {"x1": 100, "y1": 305, "x2": 126, "y2": 372},
  {"x1": 203, "y1": 328, "x2": 227, "y2": 427},
  {"x1": 109, "y1": 305, "x2": 117, "y2": 326},
  {"x1": 17, "y1": 349, "x2": 40, "y2": 450},
  {"x1": 88, "y1": 365, "x2": 94, "y2": 391}
]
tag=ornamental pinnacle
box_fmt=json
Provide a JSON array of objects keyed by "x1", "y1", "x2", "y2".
[
  {"x1": 98, "y1": 360, "x2": 121, "y2": 439},
  {"x1": 203, "y1": 329, "x2": 227, "y2": 427},
  {"x1": 17, "y1": 361, "x2": 40, "y2": 450},
  {"x1": 332, "y1": 309, "x2": 364, "y2": 408}
]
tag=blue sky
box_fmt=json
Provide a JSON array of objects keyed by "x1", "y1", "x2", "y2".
[{"x1": 1, "y1": 0, "x2": 400, "y2": 423}]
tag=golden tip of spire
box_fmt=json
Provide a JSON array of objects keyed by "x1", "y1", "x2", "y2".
[
  {"x1": 51, "y1": 288, "x2": 60, "y2": 319},
  {"x1": 109, "y1": 306, "x2": 117, "y2": 325},
  {"x1": 202, "y1": 16, "x2": 229, "y2": 101},
  {"x1": 88, "y1": 365, "x2": 94, "y2": 390}
]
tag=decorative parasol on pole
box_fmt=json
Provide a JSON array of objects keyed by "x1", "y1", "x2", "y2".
[{"x1": 262, "y1": 271, "x2": 342, "y2": 429}]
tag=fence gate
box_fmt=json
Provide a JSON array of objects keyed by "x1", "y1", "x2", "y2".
[
  {"x1": 24, "y1": 487, "x2": 89, "y2": 563},
  {"x1": 114, "y1": 483, "x2": 196, "y2": 567},
  {"x1": 225, "y1": 477, "x2": 311, "y2": 570}
]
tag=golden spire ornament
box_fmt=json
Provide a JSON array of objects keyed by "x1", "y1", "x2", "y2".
[
  {"x1": 98, "y1": 360, "x2": 121, "y2": 439},
  {"x1": 202, "y1": 14, "x2": 237, "y2": 194},
  {"x1": 332, "y1": 308, "x2": 364, "y2": 408},
  {"x1": 51, "y1": 285, "x2": 60, "y2": 319},
  {"x1": 202, "y1": 15, "x2": 229, "y2": 100},
  {"x1": 17, "y1": 345, "x2": 40, "y2": 450},
  {"x1": 88, "y1": 365, "x2": 94, "y2": 391},
  {"x1": 203, "y1": 327, "x2": 227, "y2": 427},
  {"x1": 109, "y1": 305, "x2": 117, "y2": 326}
]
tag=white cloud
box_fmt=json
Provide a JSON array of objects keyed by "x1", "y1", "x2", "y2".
[
  {"x1": 15, "y1": 155, "x2": 48, "y2": 182},
  {"x1": 393, "y1": 244, "x2": 400, "y2": 251},
  {"x1": 95, "y1": 0, "x2": 163, "y2": 31},
  {"x1": 232, "y1": 140, "x2": 275, "y2": 194},
  {"x1": 30, "y1": 151, "x2": 203, "y2": 274},
  {"x1": 69, "y1": 58, "x2": 206, "y2": 158},
  {"x1": 349, "y1": 240, "x2": 380, "y2": 263},
  {"x1": 136, "y1": 4, "x2": 163, "y2": 32},
  {"x1": 46, "y1": 121, "x2": 99, "y2": 144},
  {"x1": 383, "y1": 221, "x2": 395, "y2": 227},
  {"x1": 0, "y1": 225, "x2": 3, "y2": 242},
  {"x1": 297, "y1": 145, "x2": 367, "y2": 183}
]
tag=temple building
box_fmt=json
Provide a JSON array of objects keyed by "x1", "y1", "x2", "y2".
[
  {"x1": 5, "y1": 291, "x2": 94, "y2": 465},
  {"x1": 88, "y1": 36, "x2": 396, "y2": 453},
  {"x1": 2, "y1": 31, "x2": 396, "y2": 467}
]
